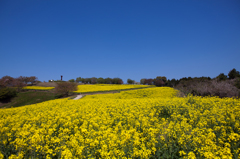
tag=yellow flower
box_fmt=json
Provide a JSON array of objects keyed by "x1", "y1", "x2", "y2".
[
  {"x1": 179, "y1": 150, "x2": 186, "y2": 156},
  {"x1": 187, "y1": 151, "x2": 196, "y2": 159},
  {"x1": 0, "y1": 152, "x2": 4, "y2": 159},
  {"x1": 0, "y1": 87, "x2": 239, "y2": 158}
]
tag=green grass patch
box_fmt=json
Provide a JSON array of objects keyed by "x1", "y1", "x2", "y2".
[{"x1": 1, "y1": 91, "x2": 58, "y2": 108}]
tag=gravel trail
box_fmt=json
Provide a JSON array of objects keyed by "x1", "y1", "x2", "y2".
[{"x1": 73, "y1": 95, "x2": 83, "y2": 100}]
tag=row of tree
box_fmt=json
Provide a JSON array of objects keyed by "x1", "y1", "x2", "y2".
[
  {"x1": 1, "y1": 69, "x2": 239, "y2": 88},
  {"x1": 0, "y1": 76, "x2": 38, "y2": 101},
  {"x1": 0, "y1": 76, "x2": 38, "y2": 89},
  {"x1": 216, "y1": 68, "x2": 240, "y2": 80},
  {"x1": 63, "y1": 68, "x2": 240, "y2": 87},
  {"x1": 174, "y1": 69, "x2": 240, "y2": 98},
  {"x1": 0, "y1": 75, "x2": 80, "y2": 101},
  {"x1": 69, "y1": 77, "x2": 124, "y2": 84},
  {"x1": 139, "y1": 76, "x2": 167, "y2": 86},
  {"x1": 138, "y1": 68, "x2": 240, "y2": 87},
  {"x1": 1, "y1": 68, "x2": 239, "y2": 100}
]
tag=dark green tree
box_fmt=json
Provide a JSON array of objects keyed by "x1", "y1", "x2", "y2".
[
  {"x1": 112, "y1": 78, "x2": 123, "y2": 84},
  {"x1": 85, "y1": 78, "x2": 91, "y2": 84},
  {"x1": 127, "y1": 79, "x2": 134, "y2": 84},
  {"x1": 76, "y1": 77, "x2": 82, "y2": 83},
  {"x1": 228, "y1": 68, "x2": 240, "y2": 79},
  {"x1": 0, "y1": 87, "x2": 17, "y2": 101},
  {"x1": 81, "y1": 78, "x2": 86, "y2": 84},
  {"x1": 167, "y1": 79, "x2": 178, "y2": 87},
  {"x1": 216, "y1": 73, "x2": 227, "y2": 81},
  {"x1": 105, "y1": 78, "x2": 112, "y2": 84},
  {"x1": 140, "y1": 79, "x2": 146, "y2": 84},
  {"x1": 97, "y1": 77, "x2": 105, "y2": 84}
]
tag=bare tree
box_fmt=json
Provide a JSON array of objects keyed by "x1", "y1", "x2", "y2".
[
  {"x1": 29, "y1": 76, "x2": 38, "y2": 85},
  {"x1": 0, "y1": 76, "x2": 15, "y2": 88},
  {"x1": 13, "y1": 77, "x2": 27, "y2": 92},
  {"x1": 55, "y1": 82, "x2": 78, "y2": 97}
]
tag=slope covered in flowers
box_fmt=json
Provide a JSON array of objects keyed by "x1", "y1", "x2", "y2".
[
  {"x1": 84, "y1": 87, "x2": 178, "y2": 99},
  {"x1": 0, "y1": 87, "x2": 240, "y2": 158},
  {"x1": 23, "y1": 84, "x2": 151, "y2": 92},
  {"x1": 73, "y1": 84, "x2": 152, "y2": 93}
]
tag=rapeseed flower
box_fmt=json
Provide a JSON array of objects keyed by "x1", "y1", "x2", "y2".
[
  {"x1": 0, "y1": 87, "x2": 239, "y2": 158},
  {"x1": 23, "y1": 86, "x2": 54, "y2": 90}
]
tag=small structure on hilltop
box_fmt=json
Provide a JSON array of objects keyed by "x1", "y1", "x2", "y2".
[{"x1": 61, "y1": 75, "x2": 63, "y2": 81}]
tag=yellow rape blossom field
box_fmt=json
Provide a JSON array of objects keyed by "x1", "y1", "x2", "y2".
[
  {"x1": 0, "y1": 87, "x2": 240, "y2": 158},
  {"x1": 73, "y1": 84, "x2": 152, "y2": 93},
  {"x1": 23, "y1": 84, "x2": 151, "y2": 92},
  {"x1": 23, "y1": 86, "x2": 55, "y2": 90}
]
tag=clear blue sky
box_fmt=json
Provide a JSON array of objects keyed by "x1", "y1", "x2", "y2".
[{"x1": 1, "y1": 0, "x2": 239, "y2": 83}]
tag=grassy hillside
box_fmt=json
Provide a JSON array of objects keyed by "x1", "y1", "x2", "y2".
[{"x1": 0, "y1": 91, "x2": 57, "y2": 108}]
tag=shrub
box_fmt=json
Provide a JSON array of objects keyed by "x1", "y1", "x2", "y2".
[
  {"x1": 0, "y1": 87, "x2": 17, "y2": 101},
  {"x1": 176, "y1": 79, "x2": 239, "y2": 98},
  {"x1": 55, "y1": 82, "x2": 78, "y2": 97},
  {"x1": 209, "y1": 80, "x2": 239, "y2": 98}
]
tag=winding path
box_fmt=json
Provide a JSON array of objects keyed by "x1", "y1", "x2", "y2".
[{"x1": 73, "y1": 95, "x2": 83, "y2": 100}]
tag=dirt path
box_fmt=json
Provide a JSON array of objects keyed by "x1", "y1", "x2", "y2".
[{"x1": 73, "y1": 95, "x2": 83, "y2": 100}]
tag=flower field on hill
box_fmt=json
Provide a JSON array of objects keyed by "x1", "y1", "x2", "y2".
[
  {"x1": 0, "y1": 87, "x2": 240, "y2": 158},
  {"x1": 73, "y1": 84, "x2": 152, "y2": 93},
  {"x1": 23, "y1": 86, "x2": 55, "y2": 90},
  {"x1": 23, "y1": 84, "x2": 152, "y2": 93}
]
